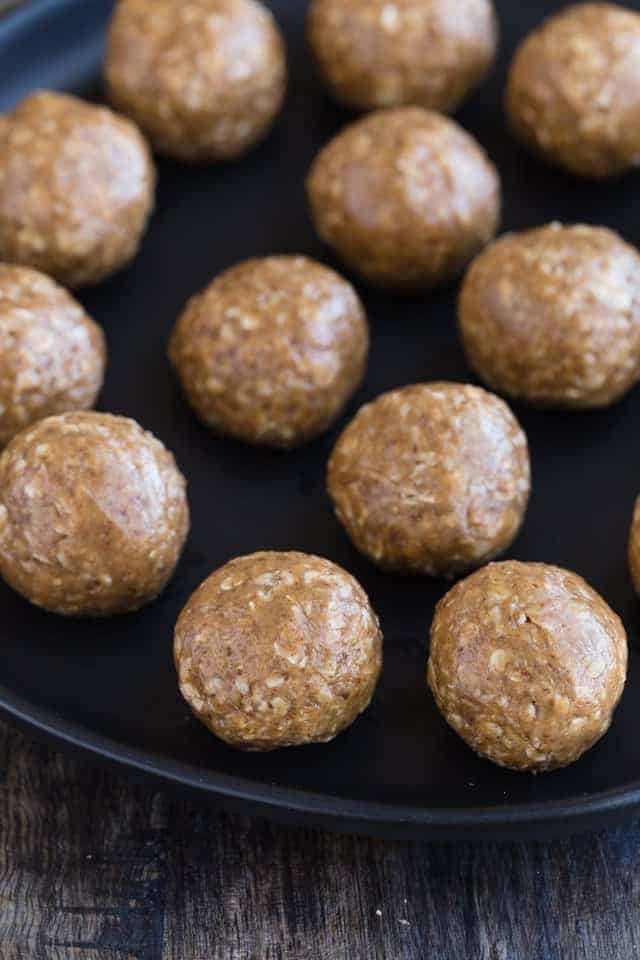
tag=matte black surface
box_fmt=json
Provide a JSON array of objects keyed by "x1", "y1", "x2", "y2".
[{"x1": 2, "y1": 0, "x2": 640, "y2": 840}]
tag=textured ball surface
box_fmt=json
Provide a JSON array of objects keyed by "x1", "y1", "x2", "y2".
[
  {"x1": 327, "y1": 383, "x2": 530, "y2": 576},
  {"x1": 308, "y1": 0, "x2": 497, "y2": 113},
  {"x1": 458, "y1": 223, "x2": 640, "y2": 409},
  {"x1": 0, "y1": 412, "x2": 189, "y2": 616},
  {"x1": 106, "y1": 0, "x2": 287, "y2": 162},
  {"x1": 628, "y1": 498, "x2": 640, "y2": 596},
  {"x1": 169, "y1": 256, "x2": 369, "y2": 448},
  {"x1": 174, "y1": 551, "x2": 383, "y2": 750},
  {"x1": 0, "y1": 91, "x2": 155, "y2": 287},
  {"x1": 0, "y1": 264, "x2": 106, "y2": 445},
  {"x1": 428, "y1": 561, "x2": 628, "y2": 771},
  {"x1": 307, "y1": 108, "x2": 501, "y2": 291},
  {"x1": 506, "y1": 3, "x2": 640, "y2": 178}
]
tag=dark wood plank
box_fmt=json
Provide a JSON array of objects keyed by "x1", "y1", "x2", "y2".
[
  {"x1": 1, "y1": 719, "x2": 640, "y2": 960},
  {"x1": 0, "y1": 723, "x2": 170, "y2": 960}
]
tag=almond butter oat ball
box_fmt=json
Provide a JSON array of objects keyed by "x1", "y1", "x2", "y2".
[
  {"x1": 105, "y1": 0, "x2": 287, "y2": 163},
  {"x1": 506, "y1": 3, "x2": 640, "y2": 179},
  {"x1": 308, "y1": 0, "x2": 498, "y2": 113},
  {"x1": 0, "y1": 92, "x2": 155, "y2": 288},
  {"x1": 306, "y1": 108, "x2": 501, "y2": 291},
  {"x1": 428, "y1": 561, "x2": 628, "y2": 772},
  {"x1": 0, "y1": 265, "x2": 106, "y2": 446},
  {"x1": 327, "y1": 383, "x2": 530, "y2": 576},
  {"x1": 0, "y1": 412, "x2": 189, "y2": 616},
  {"x1": 459, "y1": 223, "x2": 640, "y2": 409},
  {"x1": 174, "y1": 551, "x2": 382, "y2": 750},
  {"x1": 628, "y1": 498, "x2": 640, "y2": 595},
  {"x1": 169, "y1": 256, "x2": 369, "y2": 448}
]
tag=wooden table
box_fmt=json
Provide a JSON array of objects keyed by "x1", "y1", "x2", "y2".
[{"x1": 1, "y1": 717, "x2": 639, "y2": 960}]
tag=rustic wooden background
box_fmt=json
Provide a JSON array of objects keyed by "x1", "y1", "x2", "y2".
[{"x1": 1, "y1": 717, "x2": 640, "y2": 960}]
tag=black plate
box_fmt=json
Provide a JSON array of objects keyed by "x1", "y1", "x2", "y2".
[{"x1": 3, "y1": 0, "x2": 640, "y2": 842}]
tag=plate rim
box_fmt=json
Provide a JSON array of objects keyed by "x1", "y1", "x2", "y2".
[
  {"x1": 3, "y1": 679, "x2": 640, "y2": 837},
  {"x1": 2, "y1": 0, "x2": 640, "y2": 840},
  {"x1": 0, "y1": 0, "x2": 89, "y2": 38}
]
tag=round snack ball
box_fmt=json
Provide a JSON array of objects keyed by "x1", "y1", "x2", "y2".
[
  {"x1": 628, "y1": 497, "x2": 640, "y2": 595},
  {"x1": 169, "y1": 256, "x2": 369, "y2": 448},
  {"x1": 0, "y1": 91, "x2": 155, "y2": 288},
  {"x1": 458, "y1": 223, "x2": 640, "y2": 409},
  {"x1": 0, "y1": 265, "x2": 106, "y2": 446},
  {"x1": 428, "y1": 561, "x2": 628, "y2": 772},
  {"x1": 174, "y1": 551, "x2": 382, "y2": 750},
  {"x1": 105, "y1": 0, "x2": 287, "y2": 163},
  {"x1": 306, "y1": 108, "x2": 501, "y2": 291},
  {"x1": 506, "y1": 3, "x2": 640, "y2": 179},
  {"x1": 0, "y1": 412, "x2": 189, "y2": 616},
  {"x1": 327, "y1": 383, "x2": 530, "y2": 576},
  {"x1": 308, "y1": 0, "x2": 497, "y2": 114}
]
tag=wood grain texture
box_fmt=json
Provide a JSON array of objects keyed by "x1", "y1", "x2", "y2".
[{"x1": 1, "y1": 720, "x2": 639, "y2": 960}]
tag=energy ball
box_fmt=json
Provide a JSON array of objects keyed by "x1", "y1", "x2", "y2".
[
  {"x1": 306, "y1": 108, "x2": 501, "y2": 291},
  {"x1": 428, "y1": 561, "x2": 628, "y2": 772},
  {"x1": 0, "y1": 412, "x2": 189, "y2": 616},
  {"x1": 105, "y1": 0, "x2": 287, "y2": 163},
  {"x1": 327, "y1": 382, "x2": 530, "y2": 576},
  {"x1": 0, "y1": 91, "x2": 155, "y2": 288},
  {"x1": 0, "y1": 265, "x2": 106, "y2": 446},
  {"x1": 506, "y1": 3, "x2": 640, "y2": 179},
  {"x1": 458, "y1": 223, "x2": 640, "y2": 409},
  {"x1": 308, "y1": 0, "x2": 498, "y2": 114},
  {"x1": 169, "y1": 256, "x2": 369, "y2": 448},
  {"x1": 628, "y1": 498, "x2": 640, "y2": 595},
  {"x1": 174, "y1": 551, "x2": 382, "y2": 750}
]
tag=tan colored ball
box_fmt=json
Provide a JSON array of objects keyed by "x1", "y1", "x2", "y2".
[
  {"x1": 458, "y1": 223, "x2": 640, "y2": 409},
  {"x1": 0, "y1": 412, "x2": 189, "y2": 617},
  {"x1": 0, "y1": 91, "x2": 155, "y2": 288},
  {"x1": 628, "y1": 497, "x2": 640, "y2": 596},
  {"x1": 0, "y1": 264, "x2": 106, "y2": 445},
  {"x1": 174, "y1": 551, "x2": 383, "y2": 750},
  {"x1": 506, "y1": 3, "x2": 640, "y2": 179},
  {"x1": 428, "y1": 561, "x2": 628, "y2": 772},
  {"x1": 105, "y1": 0, "x2": 287, "y2": 163},
  {"x1": 327, "y1": 383, "x2": 530, "y2": 576},
  {"x1": 308, "y1": 0, "x2": 497, "y2": 113},
  {"x1": 306, "y1": 108, "x2": 501, "y2": 291},
  {"x1": 169, "y1": 256, "x2": 369, "y2": 448}
]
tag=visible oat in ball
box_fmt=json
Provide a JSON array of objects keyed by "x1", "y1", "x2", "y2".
[
  {"x1": 458, "y1": 223, "x2": 640, "y2": 409},
  {"x1": 0, "y1": 412, "x2": 189, "y2": 616},
  {"x1": 428, "y1": 561, "x2": 628, "y2": 771},
  {"x1": 506, "y1": 3, "x2": 640, "y2": 179},
  {"x1": 169, "y1": 256, "x2": 369, "y2": 448},
  {"x1": 308, "y1": 0, "x2": 497, "y2": 113},
  {"x1": 0, "y1": 264, "x2": 106, "y2": 445},
  {"x1": 327, "y1": 383, "x2": 530, "y2": 576},
  {"x1": 105, "y1": 0, "x2": 287, "y2": 163},
  {"x1": 306, "y1": 108, "x2": 500, "y2": 291},
  {"x1": 0, "y1": 91, "x2": 155, "y2": 288},
  {"x1": 174, "y1": 551, "x2": 382, "y2": 750},
  {"x1": 628, "y1": 498, "x2": 640, "y2": 596}
]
